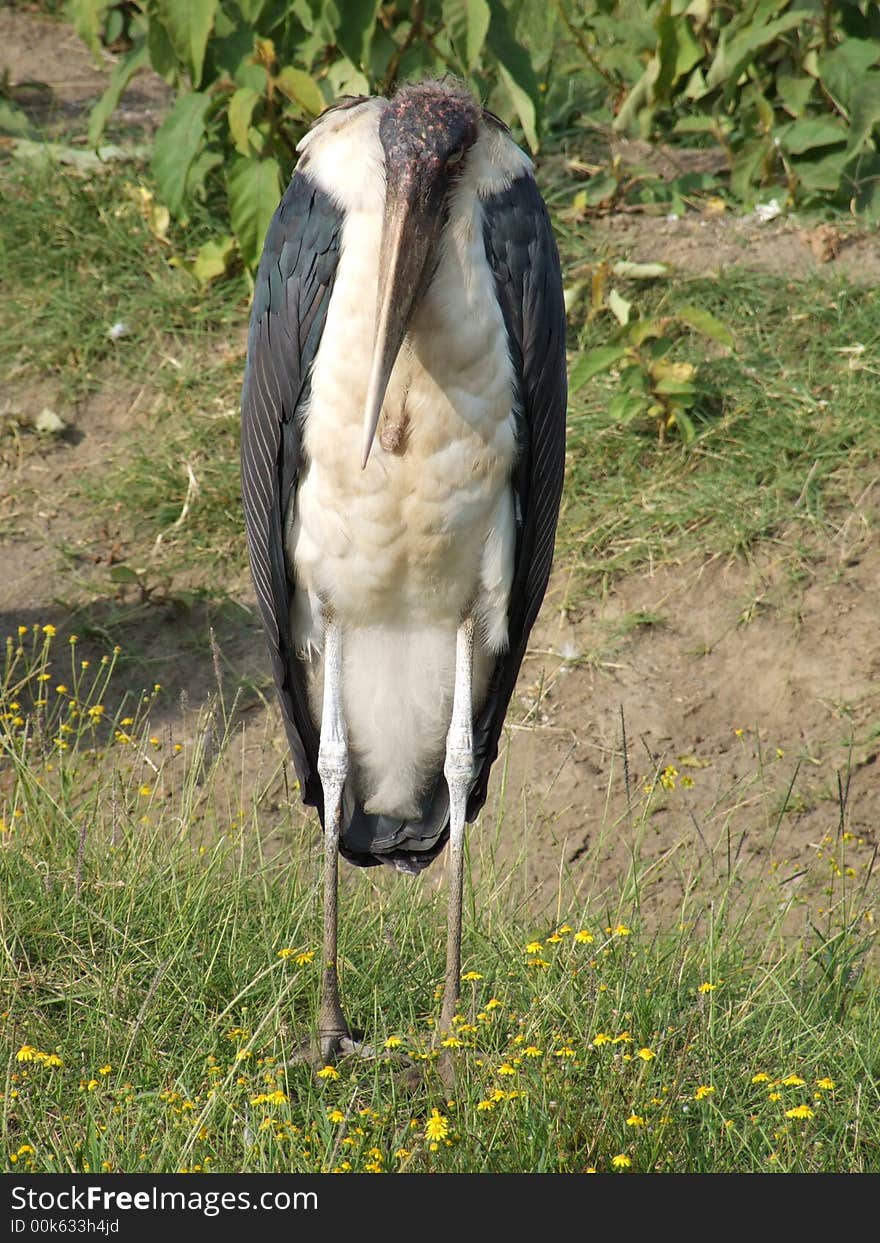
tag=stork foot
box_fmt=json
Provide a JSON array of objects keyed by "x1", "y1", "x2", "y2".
[{"x1": 285, "y1": 1027, "x2": 374, "y2": 1069}]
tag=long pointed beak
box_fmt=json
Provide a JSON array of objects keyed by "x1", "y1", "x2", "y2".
[{"x1": 361, "y1": 190, "x2": 438, "y2": 469}]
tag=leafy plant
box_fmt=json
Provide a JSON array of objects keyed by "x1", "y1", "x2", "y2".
[
  {"x1": 570, "y1": 261, "x2": 734, "y2": 445},
  {"x1": 68, "y1": 0, "x2": 547, "y2": 267}
]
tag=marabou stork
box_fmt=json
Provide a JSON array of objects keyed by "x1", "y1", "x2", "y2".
[{"x1": 241, "y1": 79, "x2": 566, "y2": 1059}]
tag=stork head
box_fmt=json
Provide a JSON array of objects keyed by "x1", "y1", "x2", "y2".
[{"x1": 361, "y1": 82, "x2": 481, "y2": 467}]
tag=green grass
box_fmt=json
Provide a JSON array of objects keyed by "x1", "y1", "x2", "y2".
[{"x1": 2, "y1": 631, "x2": 877, "y2": 1174}]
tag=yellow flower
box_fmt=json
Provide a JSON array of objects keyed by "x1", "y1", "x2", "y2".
[
  {"x1": 611, "y1": 924, "x2": 631, "y2": 937},
  {"x1": 697, "y1": 982, "x2": 716, "y2": 993},
  {"x1": 694, "y1": 1085, "x2": 715, "y2": 1100},
  {"x1": 611, "y1": 1154, "x2": 632, "y2": 1169},
  {"x1": 626, "y1": 1115, "x2": 646, "y2": 1127},
  {"x1": 524, "y1": 1046, "x2": 543, "y2": 1058},
  {"x1": 612, "y1": 1032, "x2": 631, "y2": 1044},
  {"x1": 42, "y1": 625, "x2": 57, "y2": 638},
  {"x1": 592, "y1": 1033, "x2": 612, "y2": 1047},
  {"x1": 327, "y1": 1109, "x2": 345, "y2": 1124},
  {"x1": 525, "y1": 941, "x2": 543, "y2": 954},
  {"x1": 781, "y1": 1074, "x2": 806, "y2": 1087},
  {"x1": 98, "y1": 1065, "x2": 112, "y2": 1075},
  {"x1": 43, "y1": 1054, "x2": 63, "y2": 1068},
  {"x1": 441, "y1": 1036, "x2": 462, "y2": 1049},
  {"x1": 55, "y1": 684, "x2": 69, "y2": 695},
  {"x1": 768, "y1": 1091, "x2": 781, "y2": 1101},
  {"x1": 316, "y1": 1066, "x2": 339, "y2": 1081},
  {"x1": 527, "y1": 958, "x2": 549, "y2": 969},
  {"x1": 461, "y1": 971, "x2": 483, "y2": 981},
  {"x1": 138, "y1": 785, "x2": 152, "y2": 797},
  {"x1": 425, "y1": 1109, "x2": 449, "y2": 1141},
  {"x1": 574, "y1": 930, "x2": 594, "y2": 944},
  {"x1": 659, "y1": 766, "x2": 677, "y2": 790},
  {"x1": 553, "y1": 1046, "x2": 575, "y2": 1058},
  {"x1": 277, "y1": 948, "x2": 294, "y2": 959},
  {"x1": 295, "y1": 951, "x2": 315, "y2": 966},
  {"x1": 15, "y1": 1046, "x2": 38, "y2": 1062},
  {"x1": 636, "y1": 1048, "x2": 656, "y2": 1061},
  {"x1": 485, "y1": 998, "x2": 501, "y2": 1010},
  {"x1": 476, "y1": 1099, "x2": 495, "y2": 1112},
  {"x1": 785, "y1": 1104, "x2": 814, "y2": 1120},
  {"x1": 816, "y1": 1078, "x2": 835, "y2": 1091},
  {"x1": 497, "y1": 1064, "x2": 516, "y2": 1076},
  {"x1": 751, "y1": 1073, "x2": 770, "y2": 1084},
  {"x1": 557, "y1": 925, "x2": 572, "y2": 935},
  {"x1": 384, "y1": 1036, "x2": 402, "y2": 1049}
]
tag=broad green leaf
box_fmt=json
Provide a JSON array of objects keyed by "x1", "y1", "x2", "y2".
[
  {"x1": 275, "y1": 67, "x2": 325, "y2": 116},
  {"x1": 228, "y1": 155, "x2": 282, "y2": 270},
  {"x1": 673, "y1": 115, "x2": 720, "y2": 135},
  {"x1": 778, "y1": 118, "x2": 847, "y2": 156},
  {"x1": 109, "y1": 565, "x2": 141, "y2": 584},
  {"x1": 335, "y1": 0, "x2": 381, "y2": 69},
  {"x1": 730, "y1": 137, "x2": 769, "y2": 201},
  {"x1": 156, "y1": 0, "x2": 218, "y2": 87},
  {"x1": 569, "y1": 347, "x2": 628, "y2": 391},
  {"x1": 653, "y1": 8, "x2": 679, "y2": 102},
  {"x1": 228, "y1": 88, "x2": 260, "y2": 156},
  {"x1": 443, "y1": 0, "x2": 491, "y2": 71},
  {"x1": 237, "y1": 0, "x2": 269, "y2": 20},
  {"x1": 0, "y1": 100, "x2": 32, "y2": 137},
  {"x1": 193, "y1": 235, "x2": 236, "y2": 284},
  {"x1": 66, "y1": 0, "x2": 113, "y2": 56},
  {"x1": 152, "y1": 91, "x2": 213, "y2": 217},
  {"x1": 609, "y1": 390, "x2": 649, "y2": 424},
  {"x1": 777, "y1": 73, "x2": 814, "y2": 118},
  {"x1": 147, "y1": 18, "x2": 178, "y2": 83},
  {"x1": 88, "y1": 38, "x2": 149, "y2": 148},
  {"x1": 186, "y1": 149, "x2": 223, "y2": 202},
  {"x1": 671, "y1": 407, "x2": 697, "y2": 444},
  {"x1": 582, "y1": 173, "x2": 618, "y2": 206},
  {"x1": 847, "y1": 73, "x2": 880, "y2": 154},
  {"x1": 795, "y1": 149, "x2": 851, "y2": 194},
  {"x1": 676, "y1": 304, "x2": 735, "y2": 348},
  {"x1": 817, "y1": 39, "x2": 880, "y2": 111},
  {"x1": 705, "y1": 13, "x2": 807, "y2": 93},
  {"x1": 496, "y1": 62, "x2": 538, "y2": 152}
]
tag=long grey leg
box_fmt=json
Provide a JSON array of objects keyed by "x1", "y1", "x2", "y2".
[
  {"x1": 317, "y1": 615, "x2": 350, "y2": 1059},
  {"x1": 440, "y1": 616, "x2": 475, "y2": 1034}
]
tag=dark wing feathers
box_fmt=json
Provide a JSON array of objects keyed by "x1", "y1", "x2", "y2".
[
  {"x1": 241, "y1": 173, "x2": 343, "y2": 815},
  {"x1": 468, "y1": 172, "x2": 567, "y2": 821}
]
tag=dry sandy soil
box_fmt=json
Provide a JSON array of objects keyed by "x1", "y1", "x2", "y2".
[{"x1": 2, "y1": 8, "x2": 878, "y2": 932}]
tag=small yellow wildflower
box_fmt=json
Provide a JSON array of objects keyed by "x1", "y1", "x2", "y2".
[
  {"x1": 612, "y1": 1032, "x2": 631, "y2": 1044},
  {"x1": 15, "y1": 1046, "x2": 38, "y2": 1063},
  {"x1": 295, "y1": 951, "x2": 315, "y2": 966},
  {"x1": 694, "y1": 1085, "x2": 715, "y2": 1100},
  {"x1": 547, "y1": 934, "x2": 563, "y2": 944},
  {"x1": 611, "y1": 1154, "x2": 632, "y2": 1169},
  {"x1": 55, "y1": 684, "x2": 68, "y2": 695},
  {"x1": 785, "y1": 1104, "x2": 814, "y2": 1120},
  {"x1": 86, "y1": 1079, "x2": 99, "y2": 1091},
  {"x1": 277, "y1": 948, "x2": 294, "y2": 959},
  {"x1": 425, "y1": 1109, "x2": 449, "y2": 1141},
  {"x1": 626, "y1": 1115, "x2": 646, "y2": 1127},
  {"x1": 461, "y1": 971, "x2": 483, "y2": 981},
  {"x1": 557, "y1": 924, "x2": 572, "y2": 935},
  {"x1": 574, "y1": 930, "x2": 594, "y2": 944},
  {"x1": 394, "y1": 1148, "x2": 410, "y2": 1160},
  {"x1": 611, "y1": 924, "x2": 631, "y2": 937},
  {"x1": 659, "y1": 766, "x2": 678, "y2": 790},
  {"x1": 485, "y1": 998, "x2": 501, "y2": 1010},
  {"x1": 553, "y1": 1046, "x2": 575, "y2": 1058},
  {"x1": 497, "y1": 1064, "x2": 516, "y2": 1076},
  {"x1": 751, "y1": 1073, "x2": 770, "y2": 1084},
  {"x1": 327, "y1": 1109, "x2": 345, "y2": 1124},
  {"x1": 697, "y1": 982, "x2": 716, "y2": 993},
  {"x1": 681, "y1": 775, "x2": 695, "y2": 789},
  {"x1": 384, "y1": 1036, "x2": 402, "y2": 1049},
  {"x1": 316, "y1": 1065, "x2": 339, "y2": 1081},
  {"x1": 42, "y1": 625, "x2": 57, "y2": 638},
  {"x1": 592, "y1": 1033, "x2": 612, "y2": 1047},
  {"x1": 476, "y1": 1099, "x2": 495, "y2": 1112},
  {"x1": 768, "y1": 1091, "x2": 781, "y2": 1101},
  {"x1": 637, "y1": 1048, "x2": 656, "y2": 1062},
  {"x1": 525, "y1": 941, "x2": 543, "y2": 954},
  {"x1": 138, "y1": 785, "x2": 152, "y2": 797},
  {"x1": 43, "y1": 1054, "x2": 63, "y2": 1068},
  {"x1": 816, "y1": 1078, "x2": 835, "y2": 1091},
  {"x1": 441, "y1": 1036, "x2": 462, "y2": 1049},
  {"x1": 98, "y1": 1065, "x2": 112, "y2": 1075},
  {"x1": 781, "y1": 1075, "x2": 806, "y2": 1087},
  {"x1": 524, "y1": 1046, "x2": 543, "y2": 1058}
]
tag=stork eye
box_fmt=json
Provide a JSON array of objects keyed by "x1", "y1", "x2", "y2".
[{"x1": 445, "y1": 147, "x2": 464, "y2": 171}]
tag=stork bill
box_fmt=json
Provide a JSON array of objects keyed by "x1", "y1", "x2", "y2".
[{"x1": 241, "y1": 79, "x2": 567, "y2": 1061}]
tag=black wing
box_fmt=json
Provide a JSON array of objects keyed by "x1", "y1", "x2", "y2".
[
  {"x1": 240, "y1": 172, "x2": 344, "y2": 817},
  {"x1": 468, "y1": 172, "x2": 568, "y2": 820}
]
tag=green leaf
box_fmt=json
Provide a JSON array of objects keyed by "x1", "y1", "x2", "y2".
[
  {"x1": 443, "y1": 0, "x2": 491, "y2": 71},
  {"x1": 88, "y1": 38, "x2": 150, "y2": 148},
  {"x1": 795, "y1": 149, "x2": 851, "y2": 194},
  {"x1": 335, "y1": 0, "x2": 382, "y2": 69},
  {"x1": 152, "y1": 91, "x2": 213, "y2": 217},
  {"x1": 66, "y1": 0, "x2": 113, "y2": 56},
  {"x1": 0, "y1": 100, "x2": 32, "y2": 137},
  {"x1": 109, "y1": 565, "x2": 141, "y2": 584},
  {"x1": 778, "y1": 118, "x2": 847, "y2": 156},
  {"x1": 609, "y1": 391, "x2": 649, "y2": 423},
  {"x1": 487, "y1": 0, "x2": 541, "y2": 151},
  {"x1": 227, "y1": 155, "x2": 282, "y2": 270},
  {"x1": 705, "y1": 12, "x2": 806, "y2": 94},
  {"x1": 777, "y1": 73, "x2": 814, "y2": 119},
  {"x1": 612, "y1": 261, "x2": 671, "y2": 280},
  {"x1": 155, "y1": 0, "x2": 218, "y2": 87},
  {"x1": 676, "y1": 304, "x2": 735, "y2": 348},
  {"x1": 146, "y1": 18, "x2": 179, "y2": 83},
  {"x1": 582, "y1": 173, "x2": 618, "y2": 206},
  {"x1": 847, "y1": 73, "x2": 880, "y2": 154},
  {"x1": 671, "y1": 407, "x2": 697, "y2": 444},
  {"x1": 192, "y1": 235, "x2": 236, "y2": 284},
  {"x1": 817, "y1": 39, "x2": 880, "y2": 112},
  {"x1": 275, "y1": 67, "x2": 325, "y2": 116},
  {"x1": 228, "y1": 88, "x2": 260, "y2": 156},
  {"x1": 569, "y1": 347, "x2": 628, "y2": 391}
]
